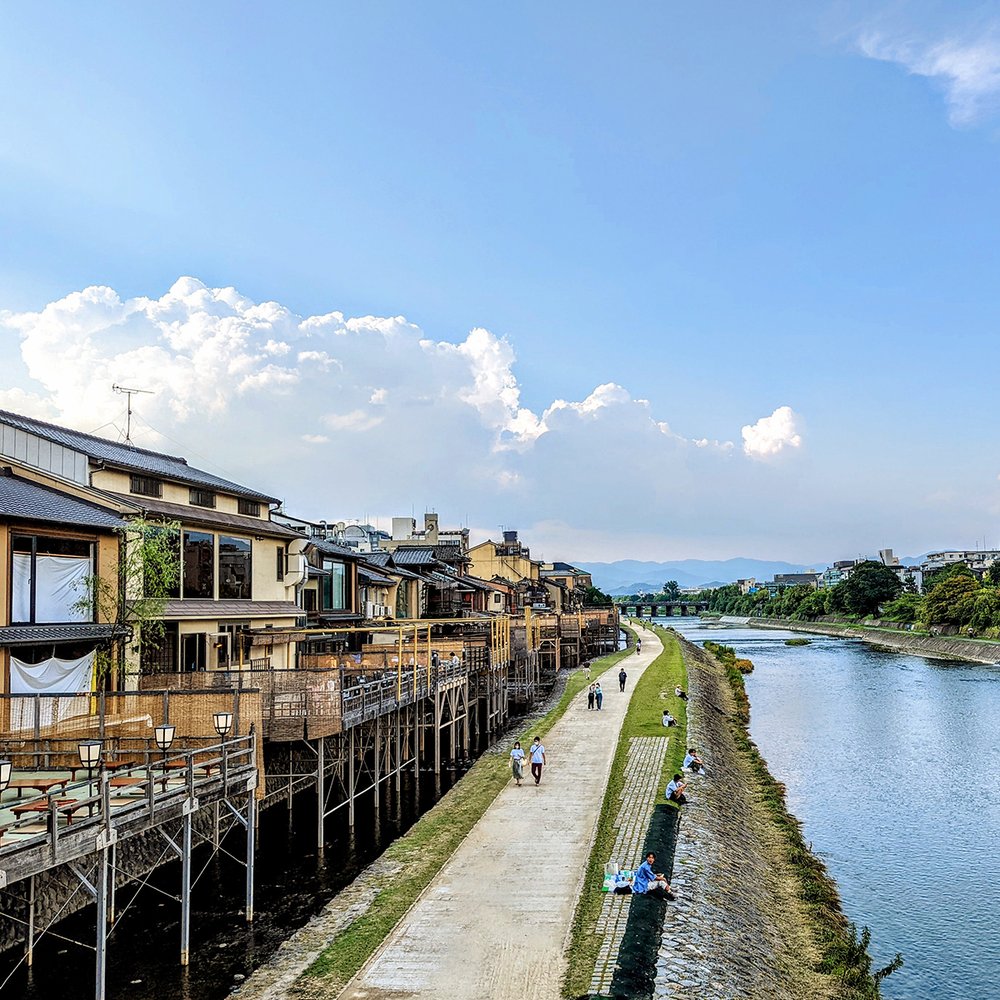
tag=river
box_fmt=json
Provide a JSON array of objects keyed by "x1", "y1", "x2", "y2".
[{"x1": 664, "y1": 616, "x2": 1000, "y2": 1000}]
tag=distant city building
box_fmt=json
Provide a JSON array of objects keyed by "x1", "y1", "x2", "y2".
[{"x1": 921, "y1": 550, "x2": 1000, "y2": 583}]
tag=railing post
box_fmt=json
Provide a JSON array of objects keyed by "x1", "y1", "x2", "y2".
[
  {"x1": 180, "y1": 810, "x2": 192, "y2": 965},
  {"x1": 95, "y1": 846, "x2": 109, "y2": 1000},
  {"x1": 245, "y1": 781, "x2": 256, "y2": 924}
]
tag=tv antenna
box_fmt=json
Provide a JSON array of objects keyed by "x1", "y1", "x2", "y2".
[{"x1": 112, "y1": 384, "x2": 154, "y2": 445}]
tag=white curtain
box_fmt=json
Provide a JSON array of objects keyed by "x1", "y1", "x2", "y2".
[
  {"x1": 9, "y1": 652, "x2": 95, "y2": 731},
  {"x1": 11, "y1": 552, "x2": 91, "y2": 623}
]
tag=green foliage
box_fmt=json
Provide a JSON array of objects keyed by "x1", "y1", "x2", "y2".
[
  {"x1": 581, "y1": 584, "x2": 614, "y2": 606},
  {"x1": 969, "y1": 587, "x2": 1000, "y2": 632},
  {"x1": 785, "y1": 637, "x2": 811, "y2": 646},
  {"x1": 880, "y1": 593, "x2": 924, "y2": 624},
  {"x1": 839, "y1": 924, "x2": 903, "y2": 996},
  {"x1": 925, "y1": 574, "x2": 980, "y2": 625},
  {"x1": 841, "y1": 562, "x2": 902, "y2": 617},
  {"x1": 792, "y1": 589, "x2": 830, "y2": 620},
  {"x1": 662, "y1": 580, "x2": 680, "y2": 601}
]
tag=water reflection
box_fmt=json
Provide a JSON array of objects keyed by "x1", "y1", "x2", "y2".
[{"x1": 664, "y1": 616, "x2": 1000, "y2": 1000}]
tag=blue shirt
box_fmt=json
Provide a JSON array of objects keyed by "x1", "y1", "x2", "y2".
[
  {"x1": 633, "y1": 860, "x2": 657, "y2": 893},
  {"x1": 529, "y1": 743, "x2": 545, "y2": 764}
]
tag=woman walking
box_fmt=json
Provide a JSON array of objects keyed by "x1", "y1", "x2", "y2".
[
  {"x1": 587, "y1": 684, "x2": 596, "y2": 710},
  {"x1": 510, "y1": 741, "x2": 526, "y2": 786},
  {"x1": 595, "y1": 682, "x2": 604, "y2": 711}
]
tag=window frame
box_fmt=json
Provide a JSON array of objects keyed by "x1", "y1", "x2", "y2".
[
  {"x1": 188, "y1": 488, "x2": 217, "y2": 509},
  {"x1": 129, "y1": 474, "x2": 163, "y2": 498}
]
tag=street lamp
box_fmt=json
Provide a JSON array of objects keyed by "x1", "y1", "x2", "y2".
[
  {"x1": 0, "y1": 759, "x2": 12, "y2": 794},
  {"x1": 78, "y1": 740, "x2": 102, "y2": 814},
  {"x1": 213, "y1": 712, "x2": 233, "y2": 740},
  {"x1": 154, "y1": 723, "x2": 175, "y2": 769}
]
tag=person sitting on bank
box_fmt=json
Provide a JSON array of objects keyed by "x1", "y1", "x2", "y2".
[
  {"x1": 683, "y1": 747, "x2": 704, "y2": 773},
  {"x1": 633, "y1": 852, "x2": 675, "y2": 898},
  {"x1": 665, "y1": 773, "x2": 688, "y2": 805},
  {"x1": 661, "y1": 709, "x2": 677, "y2": 728},
  {"x1": 674, "y1": 685, "x2": 688, "y2": 701}
]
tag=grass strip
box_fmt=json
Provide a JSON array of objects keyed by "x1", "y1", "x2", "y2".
[
  {"x1": 562, "y1": 623, "x2": 688, "y2": 999},
  {"x1": 703, "y1": 641, "x2": 902, "y2": 998},
  {"x1": 300, "y1": 628, "x2": 637, "y2": 993}
]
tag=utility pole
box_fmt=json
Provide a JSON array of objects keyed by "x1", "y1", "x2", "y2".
[{"x1": 112, "y1": 384, "x2": 154, "y2": 445}]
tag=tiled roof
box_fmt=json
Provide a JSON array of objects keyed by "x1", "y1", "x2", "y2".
[
  {"x1": 390, "y1": 547, "x2": 437, "y2": 566},
  {"x1": 364, "y1": 551, "x2": 391, "y2": 566},
  {"x1": 129, "y1": 497, "x2": 304, "y2": 539},
  {"x1": 358, "y1": 566, "x2": 394, "y2": 586},
  {"x1": 311, "y1": 538, "x2": 361, "y2": 558},
  {"x1": 0, "y1": 623, "x2": 124, "y2": 646},
  {"x1": 0, "y1": 409, "x2": 277, "y2": 502},
  {"x1": 0, "y1": 472, "x2": 127, "y2": 530},
  {"x1": 162, "y1": 599, "x2": 302, "y2": 619}
]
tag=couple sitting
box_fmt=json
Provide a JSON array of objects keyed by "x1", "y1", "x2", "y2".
[{"x1": 614, "y1": 852, "x2": 675, "y2": 899}]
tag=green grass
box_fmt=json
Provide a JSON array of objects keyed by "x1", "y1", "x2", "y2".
[
  {"x1": 702, "y1": 641, "x2": 902, "y2": 998},
  {"x1": 562, "y1": 624, "x2": 688, "y2": 999},
  {"x1": 300, "y1": 631, "x2": 638, "y2": 993}
]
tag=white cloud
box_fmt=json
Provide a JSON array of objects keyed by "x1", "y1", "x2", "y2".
[
  {"x1": 0, "y1": 276, "x2": 807, "y2": 558},
  {"x1": 741, "y1": 406, "x2": 802, "y2": 459},
  {"x1": 857, "y1": 28, "x2": 1000, "y2": 126}
]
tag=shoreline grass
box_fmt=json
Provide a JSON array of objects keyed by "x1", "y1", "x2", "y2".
[
  {"x1": 299, "y1": 628, "x2": 637, "y2": 993},
  {"x1": 561, "y1": 622, "x2": 687, "y2": 999}
]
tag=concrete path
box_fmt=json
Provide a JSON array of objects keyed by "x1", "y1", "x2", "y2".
[{"x1": 340, "y1": 622, "x2": 661, "y2": 1000}]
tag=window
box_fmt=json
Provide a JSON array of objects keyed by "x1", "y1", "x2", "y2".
[
  {"x1": 182, "y1": 531, "x2": 214, "y2": 598},
  {"x1": 321, "y1": 560, "x2": 347, "y2": 610},
  {"x1": 130, "y1": 474, "x2": 163, "y2": 498},
  {"x1": 276, "y1": 547, "x2": 285, "y2": 582},
  {"x1": 189, "y1": 488, "x2": 216, "y2": 508},
  {"x1": 238, "y1": 499, "x2": 261, "y2": 517},
  {"x1": 219, "y1": 536, "x2": 252, "y2": 599},
  {"x1": 141, "y1": 622, "x2": 178, "y2": 674},
  {"x1": 12, "y1": 534, "x2": 94, "y2": 623},
  {"x1": 303, "y1": 589, "x2": 317, "y2": 613}
]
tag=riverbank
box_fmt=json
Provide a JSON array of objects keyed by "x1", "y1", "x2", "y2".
[
  {"x1": 653, "y1": 631, "x2": 845, "y2": 999},
  {"x1": 711, "y1": 616, "x2": 1000, "y2": 665}
]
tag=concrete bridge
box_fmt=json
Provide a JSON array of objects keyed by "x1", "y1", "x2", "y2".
[{"x1": 622, "y1": 601, "x2": 709, "y2": 618}]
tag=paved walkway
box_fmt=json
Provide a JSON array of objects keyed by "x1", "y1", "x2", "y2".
[{"x1": 339, "y1": 624, "x2": 662, "y2": 1000}]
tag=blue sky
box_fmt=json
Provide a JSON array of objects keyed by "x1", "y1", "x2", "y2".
[{"x1": 2, "y1": 2, "x2": 1000, "y2": 561}]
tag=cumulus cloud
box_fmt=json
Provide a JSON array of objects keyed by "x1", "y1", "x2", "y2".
[
  {"x1": 0, "y1": 276, "x2": 805, "y2": 558},
  {"x1": 741, "y1": 406, "x2": 802, "y2": 459},
  {"x1": 857, "y1": 27, "x2": 1000, "y2": 126}
]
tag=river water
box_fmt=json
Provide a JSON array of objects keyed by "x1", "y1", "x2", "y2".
[{"x1": 664, "y1": 617, "x2": 1000, "y2": 1000}]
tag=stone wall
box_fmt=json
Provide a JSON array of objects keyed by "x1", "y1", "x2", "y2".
[{"x1": 755, "y1": 618, "x2": 1000, "y2": 665}]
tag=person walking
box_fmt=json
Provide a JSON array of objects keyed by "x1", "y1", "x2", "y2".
[
  {"x1": 529, "y1": 736, "x2": 546, "y2": 785},
  {"x1": 618, "y1": 667, "x2": 627, "y2": 692},
  {"x1": 509, "y1": 741, "x2": 526, "y2": 786},
  {"x1": 595, "y1": 682, "x2": 604, "y2": 711},
  {"x1": 587, "y1": 684, "x2": 596, "y2": 710},
  {"x1": 636, "y1": 638, "x2": 642, "y2": 656}
]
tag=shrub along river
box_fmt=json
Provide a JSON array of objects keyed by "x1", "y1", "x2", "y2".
[{"x1": 665, "y1": 616, "x2": 1000, "y2": 1000}]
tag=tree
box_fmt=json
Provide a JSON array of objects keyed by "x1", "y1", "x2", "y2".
[
  {"x1": 78, "y1": 517, "x2": 180, "y2": 684},
  {"x1": 880, "y1": 593, "x2": 923, "y2": 624},
  {"x1": 662, "y1": 580, "x2": 680, "y2": 602},
  {"x1": 582, "y1": 585, "x2": 613, "y2": 606},
  {"x1": 793, "y1": 589, "x2": 830, "y2": 620},
  {"x1": 841, "y1": 561, "x2": 902, "y2": 617},
  {"x1": 924, "y1": 573, "x2": 980, "y2": 626}
]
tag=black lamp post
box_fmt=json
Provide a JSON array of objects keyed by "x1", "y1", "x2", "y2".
[{"x1": 78, "y1": 740, "x2": 102, "y2": 815}]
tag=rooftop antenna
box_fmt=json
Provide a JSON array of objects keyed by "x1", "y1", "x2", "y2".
[{"x1": 112, "y1": 384, "x2": 154, "y2": 445}]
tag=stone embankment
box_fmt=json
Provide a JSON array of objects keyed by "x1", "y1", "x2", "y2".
[
  {"x1": 655, "y1": 633, "x2": 838, "y2": 1000},
  {"x1": 726, "y1": 616, "x2": 1000, "y2": 665}
]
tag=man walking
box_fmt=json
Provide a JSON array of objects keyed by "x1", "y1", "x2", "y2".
[
  {"x1": 529, "y1": 736, "x2": 546, "y2": 785},
  {"x1": 618, "y1": 667, "x2": 627, "y2": 692}
]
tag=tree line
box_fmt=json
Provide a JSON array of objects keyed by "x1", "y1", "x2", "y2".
[{"x1": 702, "y1": 560, "x2": 1000, "y2": 637}]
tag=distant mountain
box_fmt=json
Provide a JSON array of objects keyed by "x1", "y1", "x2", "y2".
[{"x1": 577, "y1": 558, "x2": 815, "y2": 594}]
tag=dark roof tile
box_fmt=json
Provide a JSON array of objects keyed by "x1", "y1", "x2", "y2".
[{"x1": 0, "y1": 473, "x2": 127, "y2": 530}]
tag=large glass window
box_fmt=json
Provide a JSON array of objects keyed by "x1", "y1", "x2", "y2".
[
  {"x1": 182, "y1": 531, "x2": 214, "y2": 598},
  {"x1": 219, "y1": 536, "x2": 252, "y2": 599},
  {"x1": 11, "y1": 534, "x2": 93, "y2": 623},
  {"x1": 321, "y1": 560, "x2": 347, "y2": 610}
]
